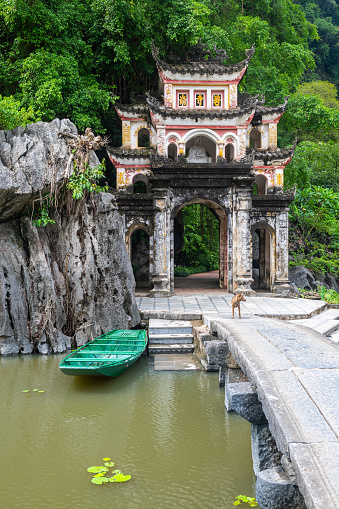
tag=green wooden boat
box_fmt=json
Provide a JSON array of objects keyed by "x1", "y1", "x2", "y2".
[{"x1": 59, "y1": 329, "x2": 147, "y2": 377}]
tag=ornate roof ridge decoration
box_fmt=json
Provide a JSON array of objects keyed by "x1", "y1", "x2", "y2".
[
  {"x1": 151, "y1": 41, "x2": 255, "y2": 76},
  {"x1": 108, "y1": 147, "x2": 155, "y2": 159},
  {"x1": 247, "y1": 142, "x2": 296, "y2": 165},
  {"x1": 150, "y1": 153, "x2": 253, "y2": 168},
  {"x1": 255, "y1": 96, "x2": 289, "y2": 115},
  {"x1": 115, "y1": 101, "x2": 149, "y2": 116},
  {"x1": 146, "y1": 94, "x2": 256, "y2": 119}
]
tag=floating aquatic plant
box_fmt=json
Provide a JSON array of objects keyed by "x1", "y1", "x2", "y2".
[
  {"x1": 22, "y1": 390, "x2": 29, "y2": 393},
  {"x1": 87, "y1": 466, "x2": 108, "y2": 473},
  {"x1": 87, "y1": 459, "x2": 131, "y2": 486},
  {"x1": 234, "y1": 495, "x2": 258, "y2": 507}
]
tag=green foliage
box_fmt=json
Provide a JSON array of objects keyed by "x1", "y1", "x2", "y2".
[
  {"x1": 67, "y1": 160, "x2": 108, "y2": 200},
  {"x1": 234, "y1": 494, "x2": 258, "y2": 507},
  {"x1": 174, "y1": 265, "x2": 209, "y2": 277},
  {"x1": 176, "y1": 204, "x2": 219, "y2": 272},
  {"x1": 0, "y1": 94, "x2": 35, "y2": 130},
  {"x1": 285, "y1": 141, "x2": 339, "y2": 191},
  {"x1": 296, "y1": 81, "x2": 339, "y2": 109},
  {"x1": 318, "y1": 286, "x2": 339, "y2": 304},
  {"x1": 289, "y1": 186, "x2": 339, "y2": 277},
  {"x1": 279, "y1": 94, "x2": 339, "y2": 145},
  {"x1": 31, "y1": 202, "x2": 56, "y2": 227}
]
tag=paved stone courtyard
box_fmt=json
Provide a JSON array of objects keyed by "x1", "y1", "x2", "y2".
[{"x1": 136, "y1": 294, "x2": 327, "y2": 320}]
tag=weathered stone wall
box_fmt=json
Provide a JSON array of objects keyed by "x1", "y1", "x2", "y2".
[{"x1": 0, "y1": 120, "x2": 139, "y2": 355}]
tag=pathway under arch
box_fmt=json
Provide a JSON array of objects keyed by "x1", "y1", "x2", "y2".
[{"x1": 171, "y1": 199, "x2": 229, "y2": 293}]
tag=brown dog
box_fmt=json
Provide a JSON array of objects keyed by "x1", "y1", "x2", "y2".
[{"x1": 231, "y1": 294, "x2": 246, "y2": 319}]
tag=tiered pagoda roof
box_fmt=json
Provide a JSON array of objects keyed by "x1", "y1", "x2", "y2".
[{"x1": 151, "y1": 41, "x2": 255, "y2": 77}]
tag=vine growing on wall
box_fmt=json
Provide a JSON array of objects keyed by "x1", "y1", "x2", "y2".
[{"x1": 31, "y1": 127, "x2": 108, "y2": 226}]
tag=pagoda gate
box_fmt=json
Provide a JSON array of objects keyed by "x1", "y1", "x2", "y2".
[{"x1": 108, "y1": 43, "x2": 295, "y2": 297}]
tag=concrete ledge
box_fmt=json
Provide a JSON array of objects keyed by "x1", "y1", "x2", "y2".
[{"x1": 225, "y1": 382, "x2": 267, "y2": 424}]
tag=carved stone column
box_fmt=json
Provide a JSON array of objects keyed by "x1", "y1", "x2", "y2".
[
  {"x1": 272, "y1": 211, "x2": 294, "y2": 296},
  {"x1": 149, "y1": 192, "x2": 171, "y2": 297},
  {"x1": 233, "y1": 188, "x2": 255, "y2": 295}
]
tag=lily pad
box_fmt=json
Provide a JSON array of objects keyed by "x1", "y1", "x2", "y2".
[
  {"x1": 38, "y1": 391, "x2": 45, "y2": 393},
  {"x1": 22, "y1": 390, "x2": 29, "y2": 393},
  {"x1": 103, "y1": 457, "x2": 110, "y2": 461},
  {"x1": 112, "y1": 470, "x2": 122, "y2": 475},
  {"x1": 100, "y1": 477, "x2": 109, "y2": 483},
  {"x1": 104, "y1": 462, "x2": 115, "y2": 467},
  {"x1": 93, "y1": 473, "x2": 105, "y2": 478},
  {"x1": 91, "y1": 478, "x2": 104, "y2": 485},
  {"x1": 33, "y1": 389, "x2": 39, "y2": 392},
  {"x1": 110, "y1": 473, "x2": 131, "y2": 483},
  {"x1": 87, "y1": 466, "x2": 108, "y2": 473}
]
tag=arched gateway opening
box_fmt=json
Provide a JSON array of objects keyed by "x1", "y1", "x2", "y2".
[
  {"x1": 130, "y1": 229, "x2": 150, "y2": 291},
  {"x1": 252, "y1": 227, "x2": 272, "y2": 291},
  {"x1": 172, "y1": 200, "x2": 228, "y2": 291}
]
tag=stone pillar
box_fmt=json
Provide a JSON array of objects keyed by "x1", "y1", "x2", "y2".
[
  {"x1": 273, "y1": 211, "x2": 294, "y2": 296},
  {"x1": 149, "y1": 192, "x2": 171, "y2": 297},
  {"x1": 217, "y1": 140, "x2": 225, "y2": 158},
  {"x1": 233, "y1": 189, "x2": 255, "y2": 295}
]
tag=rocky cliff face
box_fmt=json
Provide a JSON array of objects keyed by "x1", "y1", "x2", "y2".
[{"x1": 0, "y1": 119, "x2": 139, "y2": 355}]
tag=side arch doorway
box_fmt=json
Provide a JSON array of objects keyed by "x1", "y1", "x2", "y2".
[
  {"x1": 130, "y1": 228, "x2": 150, "y2": 291},
  {"x1": 252, "y1": 226, "x2": 273, "y2": 291},
  {"x1": 172, "y1": 200, "x2": 229, "y2": 292}
]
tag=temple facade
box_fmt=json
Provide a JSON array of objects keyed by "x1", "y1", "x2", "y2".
[{"x1": 108, "y1": 42, "x2": 295, "y2": 297}]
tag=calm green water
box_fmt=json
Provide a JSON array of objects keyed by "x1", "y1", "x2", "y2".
[{"x1": 0, "y1": 355, "x2": 256, "y2": 509}]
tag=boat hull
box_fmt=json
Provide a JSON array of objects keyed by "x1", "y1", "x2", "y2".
[{"x1": 59, "y1": 329, "x2": 147, "y2": 377}]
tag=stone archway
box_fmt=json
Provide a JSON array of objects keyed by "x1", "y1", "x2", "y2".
[
  {"x1": 251, "y1": 225, "x2": 274, "y2": 290},
  {"x1": 171, "y1": 198, "x2": 229, "y2": 292}
]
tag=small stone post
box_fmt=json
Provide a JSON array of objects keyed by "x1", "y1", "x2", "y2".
[{"x1": 149, "y1": 191, "x2": 171, "y2": 297}]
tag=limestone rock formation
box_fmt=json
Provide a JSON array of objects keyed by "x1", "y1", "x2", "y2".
[{"x1": 0, "y1": 120, "x2": 139, "y2": 355}]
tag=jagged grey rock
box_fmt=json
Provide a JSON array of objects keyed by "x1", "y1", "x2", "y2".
[
  {"x1": 256, "y1": 467, "x2": 306, "y2": 509},
  {"x1": 251, "y1": 424, "x2": 282, "y2": 475},
  {"x1": 0, "y1": 120, "x2": 139, "y2": 355},
  {"x1": 0, "y1": 119, "x2": 77, "y2": 222},
  {"x1": 225, "y1": 382, "x2": 267, "y2": 424},
  {"x1": 289, "y1": 266, "x2": 317, "y2": 291}
]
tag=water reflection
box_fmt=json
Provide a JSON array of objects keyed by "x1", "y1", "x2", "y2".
[{"x1": 0, "y1": 354, "x2": 256, "y2": 509}]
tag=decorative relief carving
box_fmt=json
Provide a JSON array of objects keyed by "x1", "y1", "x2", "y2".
[
  {"x1": 269, "y1": 124, "x2": 277, "y2": 148},
  {"x1": 229, "y1": 85, "x2": 237, "y2": 108},
  {"x1": 157, "y1": 128, "x2": 166, "y2": 155},
  {"x1": 122, "y1": 122, "x2": 130, "y2": 146},
  {"x1": 238, "y1": 130, "x2": 246, "y2": 159},
  {"x1": 164, "y1": 84, "x2": 173, "y2": 107},
  {"x1": 117, "y1": 169, "x2": 125, "y2": 188}
]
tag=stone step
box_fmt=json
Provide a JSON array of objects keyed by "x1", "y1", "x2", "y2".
[
  {"x1": 148, "y1": 319, "x2": 192, "y2": 335},
  {"x1": 290, "y1": 308, "x2": 339, "y2": 336},
  {"x1": 149, "y1": 333, "x2": 194, "y2": 344},
  {"x1": 148, "y1": 344, "x2": 194, "y2": 355}
]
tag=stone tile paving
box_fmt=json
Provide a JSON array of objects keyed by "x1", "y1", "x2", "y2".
[
  {"x1": 137, "y1": 295, "x2": 326, "y2": 319},
  {"x1": 290, "y1": 308, "x2": 339, "y2": 336},
  {"x1": 206, "y1": 315, "x2": 339, "y2": 509}
]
